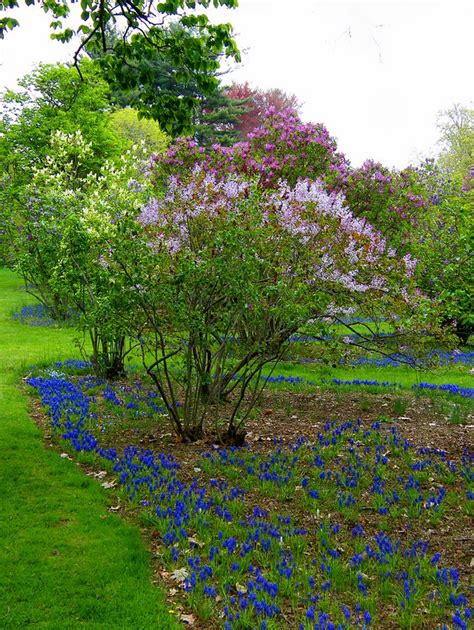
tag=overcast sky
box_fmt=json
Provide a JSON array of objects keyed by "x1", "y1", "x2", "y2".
[{"x1": 1, "y1": 0, "x2": 472, "y2": 167}]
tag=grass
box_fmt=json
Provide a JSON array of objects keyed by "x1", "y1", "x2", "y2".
[
  {"x1": 0, "y1": 269, "x2": 180, "y2": 630},
  {"x1": 266, "y1": 359, "x2": 473, "y2": 391}
]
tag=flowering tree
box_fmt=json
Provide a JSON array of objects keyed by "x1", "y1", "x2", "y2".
[
  {"x1": 11, "y1": 130, "x2": 92, "y2": 320},
  {"x1": 150, "y1": 107, "x2": 346, "y2": 189},
  {"x1": 339, "y1": 160, "x2": 428, "y2": 253},
  {"x1": 109, "y1": 154, "x2": 424, "y2": 442},
  {"x1": 12, "y1": 130, "x2": 150, "y2": 377},
  {"x1": 57, "y1": 147, "x2": 151, "y2": 378},
  {"x1": 223, "y1": 82, "x2": 302, "y2": 139},
  {"x1": 0, "y1": 62, "x2": 120, "y2": 192},
  {"x1": 0, "y1": 61, "x2": 124, "y2": 266}
]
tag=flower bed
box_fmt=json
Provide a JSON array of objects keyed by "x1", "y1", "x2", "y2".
[{"x1": 27, "y1": 365, "x2": 473, "y2": 629}]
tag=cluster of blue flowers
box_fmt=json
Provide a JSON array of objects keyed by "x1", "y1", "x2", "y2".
[
  {"x1": 54, "y1": 359, "x2": 92, "y2": 370},
  {"x1": 27, "y1": 366, "x2": 473, "y2": 629},
  {"x1": 347, "y1": 350, "x2": 474, "y2": 369},
  {"x1": 269, "y1": 374, "x2": 474, "y2": 399},
  {"x1": 413, "y1": 382, "x2": 474, "y2": 399},
  {"x1": 323, "y1": 377, "x2": 402, "y2": 390},
  {"x1": 12, "y1": 304, "x2": 56, "y2": 326}
]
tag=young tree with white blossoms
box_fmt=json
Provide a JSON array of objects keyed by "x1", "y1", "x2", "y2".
[{"x1": 13, "y1": 130, "x2": 151, "y2": 378}]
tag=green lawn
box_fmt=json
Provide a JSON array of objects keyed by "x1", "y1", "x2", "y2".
[
  {"x1": 0, "y1": 269, "x2": 180, "y2": 629},
  {"x1": 267, "y1": 359, "x2": 473, "y2": 389}
]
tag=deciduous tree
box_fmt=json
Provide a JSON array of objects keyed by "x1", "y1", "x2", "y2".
[
  {"x1": 224, "y1": 82, "x2": 302, "y2": 138},
  {"x1": 0, "y1": 0, "x2": 240, "y2": 136},
  {"x1": 436, "y1": 104, "x2": 473, "y2": 184}
]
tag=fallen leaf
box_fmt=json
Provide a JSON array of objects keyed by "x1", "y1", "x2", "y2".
[
  {"x1": 180, "y1": 613, "x2": 196, "y2": 625},
  {"x1": 170, "y1": 567, "x2": 189, "y2": 583},
  {"x1": 101, "y1": 480, "x2": 117, "y2": 489}
]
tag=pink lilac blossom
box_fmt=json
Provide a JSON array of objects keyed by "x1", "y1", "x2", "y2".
[
  {"x1": 141, "y1": 125, "x2": 415, "y2": 302},
  {"x1": 138, "y1": 169, "x2": 251, "y2": 253},
  {"x1": 402, "y1": 253, "x2": 417, "y2": 277},
  {"x1": 150, "y1": 108, "x2": 343, "y2": 191}
]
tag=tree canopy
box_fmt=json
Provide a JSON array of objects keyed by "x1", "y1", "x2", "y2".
[
  {"x1": 436, "y1": 104, "x2": 473, "y2": 184},
  {"x1": 224, "y1": 82, "x2": 302, "y2": 138},
  {"x1": 0, "y1": 61, "x2": 120, "y2": 189},
  {"x1": 109, "y1": 108, "x2": 169, "y2": 154},
  {"x1": 0, "y1": 0, "x2": 240, "y2": 135}
]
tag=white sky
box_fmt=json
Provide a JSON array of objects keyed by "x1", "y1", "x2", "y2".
[{"x1": 0, "y1": 0, "x2": 472, "y2": 167}]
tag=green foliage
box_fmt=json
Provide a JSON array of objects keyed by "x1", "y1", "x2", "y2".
[
  {"x1": 436, "y1": 104, "x2": 474, "y2": 184},
  {"x1": 412, "y1": 168, "x2": 473, "y2": 344},
  {"x1": 192, "y1": 85, "x2": 250, "y2": 147},
  {"x1": 0, "y1": 60, "x2": 120, "y2": 188},
  {"x1": 97, "y1": 22, "x2": 240, "y2": 137},
  {"x1": 1, "y1": 0, "x2": 240, "y2": 136},
  {"x1": 91, "y1": 24, "x2": 246, "y2": 145},
  {"x1": 110, "y1": 107, "x2": 169, "y2": 154}
]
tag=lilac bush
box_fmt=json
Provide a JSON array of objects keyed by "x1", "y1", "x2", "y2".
[
  {"x1": 100, "y1": 108, "x2": 452, "y2": 442},
  {"x1": 113, "y1": 149, "x2": 430, "y2": 442}
]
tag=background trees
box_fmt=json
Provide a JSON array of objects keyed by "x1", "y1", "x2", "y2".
[
  {"x1": 436, "y1": 104, "x2": 473, "y2": 184},
  {"x1": 410, "y1": 160, "x2": 473, "y2": 344},
  {"x1": 0, "y1": 0, "x2": 240, "y2": 136},
  {"x1": 0, "y1": 61, "x2": 120, "y2": 189},
  {"x1": 191, "y1": 86, "x2": 249, "y2": 147},
  {"x1": 224, "y1": 82, "x2": 302, "y2": 139}
]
